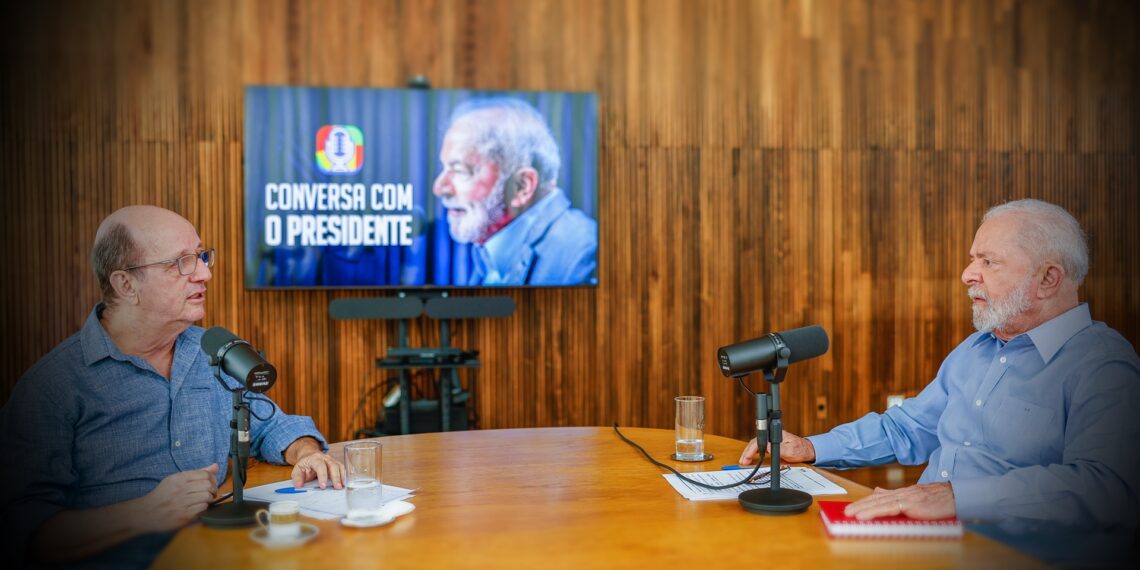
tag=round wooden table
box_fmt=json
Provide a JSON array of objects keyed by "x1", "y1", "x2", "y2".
[{"x1": 152, "y1": 427, "x2": 1043, "y2": 569}]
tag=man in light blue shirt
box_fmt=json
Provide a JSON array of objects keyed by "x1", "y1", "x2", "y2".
[
  {"x1": 432, "y1": 97, "x2": 598, "y2": 286},
  {"x1": 0, "y1": 206, "x2": 345, "y2": 568},
  {"x1": 468, "y1": 188, "x2": 597, "y2": 286},
  {"x1": 739, "y1": 200, "x2": 1139, "y2": 560}
]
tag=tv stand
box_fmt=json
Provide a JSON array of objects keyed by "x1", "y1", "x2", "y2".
[{"x1": 330, "y1": 292, "x2": 515, "y2": 436}]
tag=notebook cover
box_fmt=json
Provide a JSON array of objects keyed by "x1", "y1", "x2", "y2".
[{"x1": 818, "y1": 500, "x2": 963, "y2": 539}]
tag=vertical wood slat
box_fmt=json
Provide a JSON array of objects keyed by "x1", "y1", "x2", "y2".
[{"x1": 1, "y1": 0, "x2": 1137, "y2": 445}]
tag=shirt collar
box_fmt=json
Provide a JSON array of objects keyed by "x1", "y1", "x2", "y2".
[
  {"x1": 1025, "y1": 303, "x2": 1092, "y2": 364},
  {"x1": 80, "y1": 304, "x2": 130, "y2": 366},
  {"x1": 475, "y1": 190, "x2": 570, "y2": 280},
  {"x1": 968, "y1": 303, "x2": 1092, "y2": 363}
]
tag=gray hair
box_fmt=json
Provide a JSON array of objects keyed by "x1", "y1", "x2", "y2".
[
  {"x1": 91, "y1": 222, "x2": 141, "y2": 306},
  {"x1": 983, "y1": 199, "x2": 1089, "y2": 285},
  {"x1": 447, "y1": 97, "x2": 561, "y2": 190}
]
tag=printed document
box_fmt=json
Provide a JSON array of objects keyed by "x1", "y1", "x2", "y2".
[
  {"x1": 664, "y1": 467, "x2": 847, "y2": 501},
  {"x1": 244, "y1": 479, "x2": 415, "y2": 519}
]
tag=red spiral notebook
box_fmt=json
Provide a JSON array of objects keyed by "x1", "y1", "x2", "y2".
[{"x1": 818, "y1": 500, "x2": 963, "y2": 539}]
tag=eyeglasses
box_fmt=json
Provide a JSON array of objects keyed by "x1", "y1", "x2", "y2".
[
  {"x1": 747, "y1": 466, "x2": 792, "y2": 485},
  {"x1": 122, "y1": 249, "x2": 216, "y2": 276}
]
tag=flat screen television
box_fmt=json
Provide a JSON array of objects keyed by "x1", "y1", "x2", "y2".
[{"x1": 244, "y1": 86, "x2": 599, "y2": 289}]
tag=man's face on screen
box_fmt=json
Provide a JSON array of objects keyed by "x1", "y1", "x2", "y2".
[{"x1": 432, "y1": 120, "x2": 511, "y2": 244}]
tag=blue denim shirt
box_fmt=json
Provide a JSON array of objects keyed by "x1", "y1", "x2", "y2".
[
  {"x1": 809, "y1": 304, "x2": 1140, "y2": 528},
  {"x1": 0, "y1": 305, "x2": 327, "y2": 567},
  {"x1": 469, "y1": 189, "x2": 598, "y2": 286}
]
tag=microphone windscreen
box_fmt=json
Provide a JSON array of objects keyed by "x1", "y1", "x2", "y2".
[
  {"x1": 201, "y1": 326, "x2": 240, "y2": 356},
  {"x1": 778, "y1": 325, "x2": 830, "y2": 364}
]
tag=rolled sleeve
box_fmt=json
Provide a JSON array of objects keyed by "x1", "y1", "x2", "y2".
[{"x1": 247, "y1": 396, "x2": 328, "y2": 465}]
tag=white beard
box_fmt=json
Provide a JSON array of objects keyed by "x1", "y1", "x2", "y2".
[
  {"x1": 969, "y1": 277, "x2": 1034, "y2": 333},
  {"x1": 443, "y1": 178, "x2": 508, "y2": 244}
]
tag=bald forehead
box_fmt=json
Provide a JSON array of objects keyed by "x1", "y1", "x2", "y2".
[{"x1": 98, "y1": 206, "x2": 200, "y2": 257}]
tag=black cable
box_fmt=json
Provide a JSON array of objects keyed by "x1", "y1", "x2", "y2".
[
  {"x1": 345, "y1": 373, "x2": 398, "y2": 440},
  {"x1": 244, "y1": 392, "x2": 278, "y2": 422},
  {"x1": 612, "y1": 422, "x2": 777, "y2": 490}
]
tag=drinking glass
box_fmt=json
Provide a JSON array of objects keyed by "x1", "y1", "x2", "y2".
[
  {"x1": 674, "y1": 396, "x2": 706, "y2": 461},
  {"x1": 344, "y1": 441, "x2": 384, "y2": 519}
]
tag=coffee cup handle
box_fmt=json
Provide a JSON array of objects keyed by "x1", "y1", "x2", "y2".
[{"x1": 255, "y1": 509, "x2": 270, "y2": 528}]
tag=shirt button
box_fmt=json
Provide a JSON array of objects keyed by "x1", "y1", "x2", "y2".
[
  {"x1": 963, "y1": 441, "x2": 971, "y2": 447},
  {"x1": 174, "y1": 440, "x2": 182, "y2": 448},
  {"x1": 999, "y1": 356, "x2": 1007, "y2": 364},
  {"x1": 941, "y1": 470, "x2": 949, "y2": 478},
  {"x1": 975, "y1": 400, "x2": 982, "y2": 406}
]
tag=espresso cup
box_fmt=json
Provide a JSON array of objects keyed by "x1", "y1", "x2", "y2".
[{"x1": 255, "y1": 500, "x2": 302, "y2": 541}]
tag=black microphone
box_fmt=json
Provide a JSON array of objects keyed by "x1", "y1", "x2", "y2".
[
  {"x1": 717, "y1": 325, "x2": 829, "y2": 377},
  {"x1": 200, "y1": 326, "x2": 277, "y2": 393}
]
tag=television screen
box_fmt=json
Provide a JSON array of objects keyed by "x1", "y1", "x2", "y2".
[{"x1": 244, "y1": 86, "x2": 599, "y2": 289}]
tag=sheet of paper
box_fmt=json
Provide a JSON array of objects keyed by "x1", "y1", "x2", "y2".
[
  {"x1": 663, "y1": 466, "x2": 847, "y2": 501},
  {"x1": 244, "y1": 479, "x2": 416, "y2": 520}
]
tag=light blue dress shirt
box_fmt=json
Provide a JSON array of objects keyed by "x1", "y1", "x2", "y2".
[
  {"x1": 808, "y1": 304, "x2": 1140, "y2": 528},
  {"x1": 0, "y1": 305, "x2": 327, "y2": 567},
  {"x1": 469, "y1": 189, "x2": 598, "y2": 286}
]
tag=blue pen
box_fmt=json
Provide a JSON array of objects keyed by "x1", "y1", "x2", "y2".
[
  {"x1": 721, "y1": 465, "x2": 763, "y2": 470},
  {"x1": 275, "y1": 487, "x2": 308, "y2": 494}
]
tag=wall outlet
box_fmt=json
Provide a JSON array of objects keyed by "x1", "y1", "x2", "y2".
[
  {"x1": 815, "y1": 396, "x2": 827, "y2": 420},
  {"x1": 887, "y1": 394, "x2": 905, "y2": 409}
]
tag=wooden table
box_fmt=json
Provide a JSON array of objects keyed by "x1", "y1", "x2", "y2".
[{"x1": 153, "y1": 427, "x2": 1045, "y2": 569}]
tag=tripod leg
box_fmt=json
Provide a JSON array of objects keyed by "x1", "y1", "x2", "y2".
[
  {"x1": 399, "y1": 369, "x2": 411, "y2": 435},
  {"x1": 440, "y1": 369, "x2": 451, "y2": 432}
]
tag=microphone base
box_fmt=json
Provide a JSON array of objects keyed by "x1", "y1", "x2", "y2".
[
  {"x1": 738, "y1": 488, "x2": 812, "y2": 515},
  {"x1": 199, "y1": 499, "x2": 269, "y2": 528}
]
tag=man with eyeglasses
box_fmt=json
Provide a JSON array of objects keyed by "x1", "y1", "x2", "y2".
[{"x1": 0, "y1": 205, "x2": 344, "y2": 568}]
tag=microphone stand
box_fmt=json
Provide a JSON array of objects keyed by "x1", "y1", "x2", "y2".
[
  {"x1": 199, "y1": 364, "x2": 268, "y2": 527},
  {"x1": 737, "y1": 348, "x2": 813, "y2": 515}
]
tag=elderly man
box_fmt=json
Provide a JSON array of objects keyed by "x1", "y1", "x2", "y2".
[
  {"x1": 739, "y1": 199, "x2": 1139, "y2": 557},
  {"x1": 432, "y1": 97, "x2": 597, "y2": 286},
  {"x1": 0, "y1": 206, "x2": 344, "y2": 567}
]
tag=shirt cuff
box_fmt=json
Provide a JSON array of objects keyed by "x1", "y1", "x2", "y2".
[
  {"x1": 805, "y1": 433, "x2": 843, "y2": 466},
  {"x1": 946, "y1": 476, "x2": 995, "y2": 521},
  {"x1": 258, "y1": 416, "x2": 328, "y2": 465}
]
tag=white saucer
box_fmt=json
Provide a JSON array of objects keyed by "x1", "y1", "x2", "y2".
[
  {"x1": 340, "y1": 500, "x2": 416, "y2": 528},
  {"x1": 250, "y1": 523, "x2": 319, "y2": 549}
]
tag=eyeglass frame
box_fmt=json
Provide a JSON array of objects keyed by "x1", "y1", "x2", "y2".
[
  {"x1": 120, "y1": 248, "x2": 216, "y2": 276},
  {"x1": 746, "y1": 466, "x2": 791, "y2": 485}
]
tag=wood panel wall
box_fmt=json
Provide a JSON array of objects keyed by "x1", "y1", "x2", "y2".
[{"x1": 2, "y1": 0, "x2": 1138, "y2": 446}]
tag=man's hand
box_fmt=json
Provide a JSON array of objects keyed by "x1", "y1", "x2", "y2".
[
  {"x1": 738, "y1": 431, "x2": 816, "y2": 465},
  {"x1": 286, "y1": 437, "x2": 344, "y2": 490},
  {"x1": 844, "y1": 482, "x2": 956, "y2": 520},
  {"x1": 134, "y1": 464, "x2": 219, "y2": 532}
]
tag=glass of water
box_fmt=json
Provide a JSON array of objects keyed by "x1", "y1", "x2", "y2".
[
  {"x1": 674, "y1": 396, "x2": 707, "y2": 461},
  {"x1": 344, "y1": 441, "x2": 384, "y2": 520}
]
